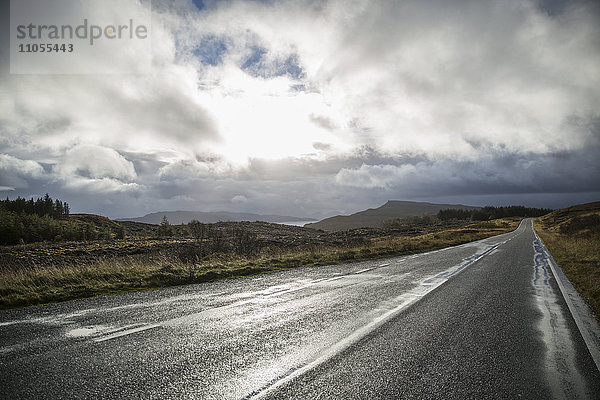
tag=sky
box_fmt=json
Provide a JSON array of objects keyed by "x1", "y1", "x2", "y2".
[{"x1": 0, "y1": 0, "x2": 599, "y2": 219}]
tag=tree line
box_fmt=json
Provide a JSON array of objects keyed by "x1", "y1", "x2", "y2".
[
  {"x1": 1, "y1": 193, "x2": 69, "y2": 218},
  {"x1": 437, "y1": 206, "x2": 553, "y2": 221},
  {"x1": 0, "y1": 209, "x2": 113, "y2": 245},
  {"x1": 0, "y1": 194, "x2": 115, "y2": 245}
]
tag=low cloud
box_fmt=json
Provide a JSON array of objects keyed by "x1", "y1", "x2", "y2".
[
  {"x1": 0, "y1": 154, "x2": 46, "y2": 190},
  {"x1": 335, "y1": 146, "x2": 600, "y2": 197},
  {"x1": 336, "y1": 164, "x2": 418, "y2": 189},
  {"x1": 0, "y1": 154, "x2": 45, "y2": 178},
  {"x1": 231, "y1": 194, "x2": 248, "y2": 204},
  {"x1": 62, "y1": 177, "x2": 142, "y2": 194},
  {"x1": 55, "y1": 145, "x2": 136, "y2": 181}
]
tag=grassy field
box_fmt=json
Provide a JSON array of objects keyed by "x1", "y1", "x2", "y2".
[
  {"x1": 0, "y1": 218, "x2": 519, "y2": 309},
  {"x1": 533, "y1": 201, "x2": 600, "y2": 319}
]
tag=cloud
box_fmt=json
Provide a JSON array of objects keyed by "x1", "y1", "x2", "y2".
[
  {"x1": 62, "y1": 177, "x2": 142, "y2": 194},
  {"x1": 187, "y1": 0, "x2": 600, "y2": 161},
  {"x1": 334, "y1": 145, "x2": 600, "y2": 196},
  {"x1": 309, "y1": 114, "x2": 337, "y2": 131},
  {"x1": 0, "y1": 154, "x2": 45, "y2": 178},
  {"x1": 55, "y1": 145, "x2": 136, "y2": 181},
  {"x1": 0, "y1": 1, "x2": 219, "y2": 159},
  {"x1": 0, "y1": 154, "x2": 47, "y2": 190},
  {"x1": 157, "y1": 155, "x2": 235, "y2": 180},
  {"x1": 231, "y1": 194, "x2": 248, "y2": 203},
  {"x1": 335, "y1": 164, "x2": 417, "y2": 189}
]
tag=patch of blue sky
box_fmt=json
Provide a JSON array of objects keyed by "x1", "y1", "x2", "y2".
[
  {"x1": 241, "y1": 46, "x2": 305, "y2": 80},
  {"x1": 241, "y1": 46, "x2": 268, "y2": 71},
  {"x1": 191, "y1": 0, "x2": 206, "y2": 11},
  {"x1": 536, "y1": 0, "x2": 566, "y2": 16},
  {"x1": 193, "y1": 35, "x2": 229, "y2": 66},
  {"x1": 283, "y1": 54, "x2": 304, "y2": 80},
  {"x1": 290, "y1": 83, "x2": 307, "y2": 92}
]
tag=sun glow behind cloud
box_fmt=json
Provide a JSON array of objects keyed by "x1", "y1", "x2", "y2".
[{"x1": 197, "y1": 68, "x2": 346, "y2": 164}]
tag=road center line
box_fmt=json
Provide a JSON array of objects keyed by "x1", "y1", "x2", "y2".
[
  {"x1": 93, "y1": 324, "x2": 161, "y2": 342},
  {"x1": 354, "y1": 267, "x2": 376, "y2": 274}
]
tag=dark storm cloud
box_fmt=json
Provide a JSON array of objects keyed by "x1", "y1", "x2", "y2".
[{"x1": 335, "y1": 146, "x2": 600, "y2": 197}]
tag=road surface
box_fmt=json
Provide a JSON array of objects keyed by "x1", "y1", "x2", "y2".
[{"x1": 1, "y1": 219, "x2": 599, "y2": 399}]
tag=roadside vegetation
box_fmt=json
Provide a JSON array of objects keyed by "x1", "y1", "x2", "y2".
[
  {"x1": 534, "y1": 202, "x2": 600, "y2": 319},
  {"x1": 0, "y1": 194, "x2": 126, "y2": 245},
  {"x1": 437, "y1": 205, "x2": 552, "y2": 221},
  {"x1": 0, "y1": 217, "x2": 520, "y2": 309}
]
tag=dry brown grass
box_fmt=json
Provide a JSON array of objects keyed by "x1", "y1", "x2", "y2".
[
  {"x1": 0, "y1": 218, "x2": 520, "y2": 309},
  {"x1": 534, "y1": 202, "x2": 600, "y2": 319}
]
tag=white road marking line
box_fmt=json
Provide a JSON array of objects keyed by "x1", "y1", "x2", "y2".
[
  {"x1": 93, "y1": 324, "x2": 161, "y2": 342},
  {"x1": 353, "y1": 262, "x2": 389, "y2": 274}
]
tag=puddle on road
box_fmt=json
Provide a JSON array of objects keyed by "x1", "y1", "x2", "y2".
[
  {"x1": 66, "y1": 325, "x2": 110, "y2": 338},
  {"x1": 532, "y1": 237, "x2": 588, "y2": 400},
  {"x1": 64, "y1": 323, "x2": 156, "y2": 341}
]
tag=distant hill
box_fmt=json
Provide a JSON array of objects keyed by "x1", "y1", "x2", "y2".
[
  {"x1": 117, "y1": 211, "x2": 315, "y2": 225},
  {"x1": 69, "y1": 213, "x2": 122, "y2": 229},
  {"x1": 305, "y1": 200, "x2": 480, "y2": 231}
]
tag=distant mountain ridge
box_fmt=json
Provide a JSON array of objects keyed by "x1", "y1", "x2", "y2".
[
  {"x1": 305, "y1": 200, "x2": 480, "y2": 231},
  {"x1": 117, "y1": 210, "x2": 315, "y2": 225}
]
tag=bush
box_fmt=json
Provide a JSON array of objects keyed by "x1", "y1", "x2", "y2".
[
  {"x1": 559, "y1": 215, "x2": 600, "y2": 235},
  {"x1": 157, "y1": 216, "x2": 174, "y2": 237},
  {"x1": 229, "y1": 227, "x2": 260, "y2": 256},
  {"x1": 116, "y1": 224, "x2": 126, "y2": 239}
]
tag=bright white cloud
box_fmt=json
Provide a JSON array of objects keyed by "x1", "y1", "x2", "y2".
[
  {"x1": 0, "y1": 154, "x2": 47, "y2": 191},
  {"x1": 62, "y1": 177, "x2": 142, "y2": 194},
  {"x1": 158, "y1": 156, "x2": 234, "y2": 179},
  {"x1": 55, "y1": 145, "x2": 136, "y2": 181},
  {"x1": 0, "y1": 154, "x2": 45, "y2": 178}
]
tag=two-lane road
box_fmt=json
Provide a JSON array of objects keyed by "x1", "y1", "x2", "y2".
[{"x1": 1, "y1": 219, "x2": 599, "y2": 399}]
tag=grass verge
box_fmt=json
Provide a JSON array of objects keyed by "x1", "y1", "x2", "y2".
[
  {"x1": 0, "y1": 219, "x2": 519, "y2": 309},
  {"x1": 534, "y1": 204, "x2": 600, "y2": 319}
]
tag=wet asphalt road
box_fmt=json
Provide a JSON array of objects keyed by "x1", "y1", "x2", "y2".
[{"x1": 1, "y1": 219, "x2": 599, "y2": 399}]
